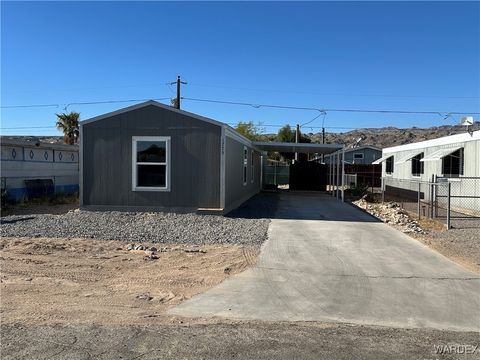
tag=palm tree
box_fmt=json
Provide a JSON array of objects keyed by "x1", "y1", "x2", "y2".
[{"x1": 56, "y1": 112, "x2": 80, "y2": 145}]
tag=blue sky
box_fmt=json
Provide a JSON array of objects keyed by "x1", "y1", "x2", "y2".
[{"x1": 1, "y1": 1, "x2": 479, "y2": 136}]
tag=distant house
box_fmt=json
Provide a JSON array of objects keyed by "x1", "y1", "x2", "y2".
[
  {"x1": 321, "y1": 145, "x2": 382, "y2": 165},
  {"x1": 1, "y1": 137, "x2": 79, "y2": 201}
]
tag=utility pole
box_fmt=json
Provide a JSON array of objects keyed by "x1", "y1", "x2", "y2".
[
  {"x1": 170, "y1": 75, "x2": 187, "y2": 109},
  {"x1": 295, "y1": 123, "x2": 300, "y2": 162}
]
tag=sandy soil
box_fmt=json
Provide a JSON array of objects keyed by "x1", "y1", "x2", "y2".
[{"x1": 0, "y1": 236, "x2": 258, "y2": 325}]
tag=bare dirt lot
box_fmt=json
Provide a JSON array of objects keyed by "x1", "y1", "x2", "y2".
[{"x1": 0, "y1": 236, "x2": 258, "y2": 325}]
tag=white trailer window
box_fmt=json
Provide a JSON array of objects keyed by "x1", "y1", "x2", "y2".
[{"x1": 132, "y1": 136, "x2": 171, "y2": 191}]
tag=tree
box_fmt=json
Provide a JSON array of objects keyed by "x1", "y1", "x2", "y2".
[
  {"x1": 56, "y1": 112, "x2": 80, "y2": 145},
  {"x1": 275, "y1": 124, "x2": 311, "y2": 162},
  {"x1": 234, "y1": 121, "x2": 263, "y2": 141}
]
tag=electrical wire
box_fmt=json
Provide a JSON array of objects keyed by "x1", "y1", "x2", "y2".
[
  {"x1": 2, "y1": 97, "x2": 171, "y2": 110},
  {"x1": 181, "y1": 97, "x2": 480, "y2": 116}
]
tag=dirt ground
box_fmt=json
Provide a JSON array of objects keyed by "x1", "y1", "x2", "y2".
[
  {"x1": 352, "y1": 199, "x2": 480, "y2": 274},
  {"x1": 0, "y1": 236, "x2": 258, "y2": 325}
]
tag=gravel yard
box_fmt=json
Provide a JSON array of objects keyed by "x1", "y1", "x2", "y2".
[
  {"x1": 1, "y1": 210, "x2": 270, "y2": 246},
  {"x1": 1, "y1": 193, "x2": 276, "y2": 246}
]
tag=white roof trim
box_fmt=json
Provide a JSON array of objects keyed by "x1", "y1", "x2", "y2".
[
  {"x1": 420, "y1": 146, "x2": 463, "y2": 162},
  {"x1": 383, "y1": 130, "x2": 480, "y2": 154},
  {"x1": 372, "y1": 154, "x2": 392, "y2": 165},
  {"x1": 395, "y1": 151, "x2": 423, "y2": 165}
]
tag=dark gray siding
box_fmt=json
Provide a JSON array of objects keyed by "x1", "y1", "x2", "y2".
[
  {"x1": 82, "y1": 105, "x2": 221, "y2": 210},
  {"x1": 224, "y1": 136, "x2": 261, "y2": 212}
]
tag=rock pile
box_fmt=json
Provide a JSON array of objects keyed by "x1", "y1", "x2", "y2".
[{"x1": 353, "y1": 198, "x2": 426, "y2": 235}]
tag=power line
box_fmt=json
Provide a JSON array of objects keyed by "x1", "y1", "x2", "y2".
[
  {"x1": 1, "y1": 97, "x2": 171, "y2": 110},
  {"x1": 1, "y1": 103, "x2": 60, "y2": 109},
  {"x1": 181, "y1": 97, "x2": 480, "y2": 116}
]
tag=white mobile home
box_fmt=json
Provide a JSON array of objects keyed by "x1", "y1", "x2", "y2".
[{"x1": 374, "y1": 130, "x2": 480, "y2": 214}]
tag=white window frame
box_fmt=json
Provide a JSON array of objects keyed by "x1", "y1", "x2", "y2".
[
  {"x1": 132, "y1": 136, "x2": 171, "y2": 192},
  {"x1": 243, "y1": 146, "x2": 248, "y2": 186},
  {"x1": 251, "y1": 150, "x2": 254, "y2": 183}
]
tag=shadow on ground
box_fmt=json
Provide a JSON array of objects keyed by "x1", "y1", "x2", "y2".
[{"x1": 227, "y1": 190, "x2": 381, "y2": 222}]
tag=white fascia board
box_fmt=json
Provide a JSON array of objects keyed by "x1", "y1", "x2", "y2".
[{"x1": 383, "y1": 130, "x2": 480, "y2": 154}]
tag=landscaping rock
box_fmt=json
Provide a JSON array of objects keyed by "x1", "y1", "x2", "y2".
[{"x1": 1, "y1": 209, "x2": 270, "y2": 247}]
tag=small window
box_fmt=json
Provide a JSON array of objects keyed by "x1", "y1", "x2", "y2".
[
  {"x1": 243, "y1": 146, "x2": 248, "y2": 185},
  {"x1": 251, "y1": 151, "x2": 254, "y2": 183},
  {"x1": 385, "y1": 156, "x2": 394, "y2": 174},
  {"x1": 132, "y1": 136, "x2": 170, "y2": 191},
  {"x1": 353, "y1": 153, "x2": 364, "y2": 164},
  {"x1": 411, "y1": 153, "x2": 424, "y2": 177},
  {"x1": 442, "y1": 148, "x2": 464, "y2": 177}
]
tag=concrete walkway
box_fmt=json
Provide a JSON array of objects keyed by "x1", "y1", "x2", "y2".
[{"x1": 169, "y1": 193, "x2": 480, "y2": 331}]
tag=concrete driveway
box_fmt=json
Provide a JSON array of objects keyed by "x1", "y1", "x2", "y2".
[{"x1": 169, "y1": 192, "x2": 480, "y2": 331}]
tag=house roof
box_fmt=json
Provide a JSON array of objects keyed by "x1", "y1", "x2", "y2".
[
  {"x1": 383, "y1": 130, "x2": 480, "y2": 154},
  {"x1": 81, "y1": 100, "x2": 255, "y2": 146},
  {"x1": 81, "y1": 100, "x2": 343, "y2": 155}
]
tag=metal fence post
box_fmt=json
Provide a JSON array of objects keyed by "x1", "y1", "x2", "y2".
[
  {"x1": 417, "y1": 182, "x2": 421, "y2": 219},
  {"x1": 446, "y1": 182, "x2": 451, "y2": 230},
  {"x1": 429, "y1": 183, "x2": 434, "y2": 219},
  {"x1": 341, "y1": 148, "x2": 345, "y2": 202}
]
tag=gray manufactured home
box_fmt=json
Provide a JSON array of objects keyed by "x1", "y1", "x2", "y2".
[
  {"x1": 322, "y1": 145, "x2": 382, "y2": 165},
  {"x1": 80, "y1": 101, "x2": 261, "y2": 214}
]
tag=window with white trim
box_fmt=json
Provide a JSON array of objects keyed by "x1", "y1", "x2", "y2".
[
  {"x1": 243, "y1": 146, "x2": 248, "y2": 185},
  {"x1": 132, "y1": 136, "x2": 170, "y2": 191},
  {"x1": 251, "y1": 150, "x2": 254, "y2": 183}
]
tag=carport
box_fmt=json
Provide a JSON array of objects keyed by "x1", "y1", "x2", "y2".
[{"x1": 252, "y1": 141, "x2": 346, "y2": 198}]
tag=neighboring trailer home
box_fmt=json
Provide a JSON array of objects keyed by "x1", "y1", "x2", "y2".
[
  {"x1": 374, "y1": 130, "x2": 480, "y2": 214},
  {"x1": 322, "y1": 145, "x2": 382, "y2": 165},
  {"x1": 1, "y1": 137, "x2": 79, "y2": 201},
  {"x1": 80, "y1": 100, "x2": 262, "y2": 214}
]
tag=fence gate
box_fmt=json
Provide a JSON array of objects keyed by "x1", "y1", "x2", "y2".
[{"x1": 262, "y1": 164, "x2": 290, "y2": 188}]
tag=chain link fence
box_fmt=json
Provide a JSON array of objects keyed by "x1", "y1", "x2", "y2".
[{"x1": 382, "y1": 177, "x2": 480, "y2": 229}]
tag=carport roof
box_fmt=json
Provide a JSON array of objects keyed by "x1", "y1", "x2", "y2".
[{"x1": 252, "y1": 141, "x2": 343, "y2": 154}]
